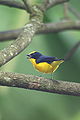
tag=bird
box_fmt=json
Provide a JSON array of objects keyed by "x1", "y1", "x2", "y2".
[{"x1": 27, "y1": 51, "x2": 64, "y2": 74}]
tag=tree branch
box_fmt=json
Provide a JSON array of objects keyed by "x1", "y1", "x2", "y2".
[
  {"x1": 0, "y1": 71, "x2": 80, "y2": 96},
  {"x1": 0, "y1": 29, "x2": 20, "y2": 41},
  {"x1": 22, "y1": 0, "x2": 32, "y2": 14},
  {"x1": 64, "y1": 41, "x2": 80, "y2": 61},
  {"x1": 42, "y1": 0, "x2": 70, "y2": 11},
  {"x1": 0, "y1": 0, "x2": 69, "y2": 11},
  {"x1": 0, "y1": 0, "x2": 25, "y2": 10},
  {"x1": 69, "y1": 5, "x2": 80, "y2": 19},
  {"x1": 41, "y1": 20, "x2": 80, "y2": 33},
  {"x1": 0, "y1": 20, "x2": 80, "y2": 41},
  {"x1": 0, "y1": 5, "x2": 43, "y2": 67},
  {"x1": 63, "y1": 2, "x2": 69, "y2": 19}
]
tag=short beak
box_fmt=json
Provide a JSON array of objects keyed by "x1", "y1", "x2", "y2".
[{"x1": 26, "y1": 54, "x2": 31, "y2": 59}]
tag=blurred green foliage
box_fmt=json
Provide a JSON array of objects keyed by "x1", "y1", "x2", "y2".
[{"x1": 0, "y1": 0, "x2": 80, "y2": 120}]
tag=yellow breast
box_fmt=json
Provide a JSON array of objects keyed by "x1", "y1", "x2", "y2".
[{"x1": 29, "y1": 58, "x2": 64, "y2": 73}]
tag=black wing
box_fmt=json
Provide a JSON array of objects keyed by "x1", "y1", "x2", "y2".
[{"x1": 36, "y1": 55, "x2": 58, "y2": 64}]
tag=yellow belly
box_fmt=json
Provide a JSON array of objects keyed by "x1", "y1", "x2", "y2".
[{"x1": 29, "y1": 58, "x2": 64, "y2": 73}]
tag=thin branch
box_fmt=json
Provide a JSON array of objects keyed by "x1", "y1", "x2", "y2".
[
  {"x1": 63, "y1": 2, "x2": 69, "y2": 19},
  {"x1": 0, "y1": 5, "x2": 43, "y2": 66},
  {"x1": 69, "y1": 5, "x2": 80, "y2": 19},
  {"x1": 64, "y1": 41, "x2": 80, "y2": 61},
  {"x1": 41, "y1": 20, "x2": 80, "y2": 33},
  {"x1": 0, "y1": 0, "x2": 25, "y2": 10},
  {"x1": 22, "y1": 0, "x2": 32, "y2": 14},
  {"x1": 0, "y1": 20, "x2": 80, "y2": 41},
  {"x1": 0, "y1": 29, "x2": 21, "y2": 41},
  {"x1": 42, "y1": 0, "x2": 70, "y2": 11},
  {"x1": 0, "y1": 71, "x2": 80, "y2": 96},
  {"x1": 0, "y1": 31, "x2": 79, "y2": 61}
]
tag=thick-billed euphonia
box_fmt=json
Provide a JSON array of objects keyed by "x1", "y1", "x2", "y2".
[{"x1": 27, "y1": 51, "x2": 64, "y2": 73}]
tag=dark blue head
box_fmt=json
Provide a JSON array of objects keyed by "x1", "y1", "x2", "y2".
[{"x1": 27, "y1": 51, "x2": 42, "y2": 59}]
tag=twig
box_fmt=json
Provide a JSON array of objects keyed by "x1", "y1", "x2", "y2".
[
  {"x1": 0, "y1": 20, "x2": 80, "y2": 41},
  {"x1": 64, "y1": 41, "x2": 80, "y2": 61},
  {"x1": 0, "y1": 71, "x2": 80, "y2": 96}
]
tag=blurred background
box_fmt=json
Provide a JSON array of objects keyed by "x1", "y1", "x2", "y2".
[{"x1": 0, "y1": 0, "x2": 80, "y2": 120}]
